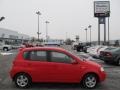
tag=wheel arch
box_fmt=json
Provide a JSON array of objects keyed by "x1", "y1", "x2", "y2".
[
  {"x1": 80, "y1": 72, "x2": 100, "y2": 83},
  {"x1": 13, "y1": 72, "x2": 32, "y2": 82}
]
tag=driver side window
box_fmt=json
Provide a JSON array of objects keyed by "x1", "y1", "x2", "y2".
[{"x1": 51, "y1": 51, "x2": 73, "y2": 63}]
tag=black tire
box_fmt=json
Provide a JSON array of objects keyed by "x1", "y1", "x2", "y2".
[
  {"x1": 104, "y1": 61, "x2": 109, "y2": 64},
  {"x1": 14, "y1": 73, "x2": 32, "y2": 88},
  {"x1": 117, "y1": 59, "x2": 120, "y2": 66},
  {"x1": 3, "y1": 47, "x2": 8, "y2": 51},
  {"x1": 82, "y1": 74, "x2": 98, "y2": 89}
]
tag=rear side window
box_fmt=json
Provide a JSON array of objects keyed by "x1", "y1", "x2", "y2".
[{"x1": 23, "y1": 50, "x2": 47, "y2": 61}]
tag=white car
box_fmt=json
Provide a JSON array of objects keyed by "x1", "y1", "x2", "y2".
[
  {"x1": 88, "y1": 46, "x2": 116, "y2": 58},
  {"x1": 87, "y1": 45, "x2": 103, "y2": 58},
  {"x1": 0, "y1": 42, "x2": 12, "y2": 51}
]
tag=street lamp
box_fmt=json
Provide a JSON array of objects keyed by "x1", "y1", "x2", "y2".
[
  {"x1": 36, "y1": 11, "x2": 41, "y2": 41},
  {"x1": 0, "y1": 16, "x2": 5, "y2": 22},
  {"x1": 88, "y1": 25, "x2": 92, "y2": 45},
  {"x1": 45, "y1": 21, "x2": 50, "y2": 40},
  {"x1": 85, "y1": 28, "x2": 88, "y2": 44}
]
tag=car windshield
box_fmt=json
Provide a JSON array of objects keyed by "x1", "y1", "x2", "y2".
[{"x1": 105, "y1": 47, "x2": 117, "y2": 51}]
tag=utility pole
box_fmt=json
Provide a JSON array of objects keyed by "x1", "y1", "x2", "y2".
[
  {"x1": 108, "y1": 17, "x2": 110, "y2": 45},
  {"x1": 85, "y1": 28, "x2": 88, "y2": 44},
  {"x1": 88, "y1": 25, "x2": 92, "y2": 45},
  {"x1": 66, "y1": 32, "x2": 68, "y2": 40},
  {"x1": 45, "y1": 21, "x2": 50, "y2": 40},
  {"x1": 36, "y1": 11, "x2": 41, "y2": 41}
]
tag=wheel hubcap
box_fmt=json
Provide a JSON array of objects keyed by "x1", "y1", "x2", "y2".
[
  {"x1": 16, "y1": 75, "x2": 28, "y2": 87},
  {"x1": 85, "y1": 76, "x2": 96, "y2": 88},
  {"x1": 4, "y1": 48, "x2": 7, "y2": 51},
  {"x1": 118, "y1": 60, "x2": 120, "y2": 65}
]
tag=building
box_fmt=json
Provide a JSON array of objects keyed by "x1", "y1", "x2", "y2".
[
  {"x1": 0, "y1": 28, "x2": 30, "y2": 44},
  {"x1": 43, "y1": 39, "x2": 64, "y2": 45}
]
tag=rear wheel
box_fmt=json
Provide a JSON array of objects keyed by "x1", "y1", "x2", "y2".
[
  {"x1": 82, "y1": 74, "x2": 98, "y2": 89},
  {"x1": 117, "y1": 59, "x2": 120, "y2": 66},
  {"x1": 104, "y1": 61, "x2": 109, "y2": 64},
  {"x1": 14, "y1": 73, "x2": 32, "y2": 88}
]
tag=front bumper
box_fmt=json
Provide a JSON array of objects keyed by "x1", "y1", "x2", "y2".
[{"x1": 99, "y1": 71, "x2": 106, "y2": 82}]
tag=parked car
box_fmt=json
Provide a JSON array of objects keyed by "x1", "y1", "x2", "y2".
[
  {"x1": 10, "y1": 47, "x2": 106, "y2": 89},
  {"x1": 88, "y1": 46, "x2": 115, "y2": 59},
  {"x1": 99, "y1": 47, "x2": 120, "y2": 65},
  {"x1": 12, "y1": 44, "x2": 22, "y2": 49},
  {"x1": 87, "y1": 46, "x2": 103, "y2": 57},
  {"x1": 71, "y1": 42, "x2": 79, "y2": 50},
  {"x1": 0, "y1": 42, "x2": 12, "y2": 51},
  {"x1": 75, "y1": 43, "x2": 88, "y2": 53}
]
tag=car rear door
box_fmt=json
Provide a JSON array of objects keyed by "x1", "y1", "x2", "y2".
[{"x1": 24, "y1": 50, "x2": 52, "y2": 82}]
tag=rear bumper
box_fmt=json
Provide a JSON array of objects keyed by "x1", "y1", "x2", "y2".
[{"x1": 99, "y1": 56, "x2": 114, "y2": 62}]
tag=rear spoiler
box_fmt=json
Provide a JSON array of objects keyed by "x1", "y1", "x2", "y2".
[{"x1": 19, "y1": 47, "x2": 25, "y2": 51}]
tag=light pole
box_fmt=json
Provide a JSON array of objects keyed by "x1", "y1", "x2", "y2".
[
  {"x1": 0, "y1": 16, "x2": 5, "y2": 22},
  {"x1": 108, "y1": 17, "x2": 110, "y2": 45},
  {"x1": 45, "y1": 21, "x2": 50, "y2": 40},
  {"x1": 85, "y1": 28, "x2": 88, "y2": 44},
  {"x1": 88, "y1": 25, "x2": 92, "y2": 45},
  {"x1": 36, "y1": 11, "x2": 41, "y2": 41}
]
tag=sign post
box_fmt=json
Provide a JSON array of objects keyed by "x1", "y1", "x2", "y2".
[{"x1": 94, "y1": 1, "x2": 110, "y2": 45}]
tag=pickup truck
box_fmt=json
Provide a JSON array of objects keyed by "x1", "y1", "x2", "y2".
[{"x1": 0, "y1": 42, "x2": 12, "y2": 51}]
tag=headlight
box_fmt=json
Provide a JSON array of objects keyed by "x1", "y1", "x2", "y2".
[{"x1": 100, "y1": 67, "x2": 104, "y2": 72}]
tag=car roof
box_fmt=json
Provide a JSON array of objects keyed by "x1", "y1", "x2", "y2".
[{"x1": 21, "y1": 47, "x2": 66, "y2": 52}]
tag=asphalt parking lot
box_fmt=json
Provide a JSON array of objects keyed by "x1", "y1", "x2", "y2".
[{"x1": 0, "y1": 45, "x2": 120, "y2": 90}]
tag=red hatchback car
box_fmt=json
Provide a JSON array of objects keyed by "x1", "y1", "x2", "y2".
[{"x1": 10, "y1": 47, "x2": 106, "y2": 88}]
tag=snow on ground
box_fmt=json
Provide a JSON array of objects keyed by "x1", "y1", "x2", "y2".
[{"x1": 0, "y1": 52, "x2": 13, "y2": 56}]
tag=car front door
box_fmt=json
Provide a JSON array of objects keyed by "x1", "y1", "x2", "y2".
[{"x1": 48, "y1": 51, "x2": 82, "y2": 83}]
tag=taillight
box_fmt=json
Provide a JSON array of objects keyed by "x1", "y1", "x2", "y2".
[
  {"x1": 100, "y1": 51, "x2": 104, "y2": 55},
  {"x1": 106, "y1": 52, "x2": 112, "y2": 57}
]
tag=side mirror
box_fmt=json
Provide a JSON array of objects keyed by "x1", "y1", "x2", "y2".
[{"x1": 71, "y1": 60, "x2": 78, "y2": 64}]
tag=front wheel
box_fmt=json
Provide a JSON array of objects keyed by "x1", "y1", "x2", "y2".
[
  {"x1": 3, "y1": 47, "x2": 8, "y2": 51},
  {"x1": 14, "y1": 73, "x2": 32, "y2": 88},
  {"x1": 82, "y1": 74, "x2": 98, "y2": 89}
]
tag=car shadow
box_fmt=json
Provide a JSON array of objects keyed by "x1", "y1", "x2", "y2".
[
  {"x1": 30, "y1": 83, "x2": 105, "y2": 90},
  {"x1": 31, "y1": 83, "x2": 81, "y2": 89}
]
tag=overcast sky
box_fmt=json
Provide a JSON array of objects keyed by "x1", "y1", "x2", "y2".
[{"x1": 0, "y1": 0, "x2": 120, "y2": 41}]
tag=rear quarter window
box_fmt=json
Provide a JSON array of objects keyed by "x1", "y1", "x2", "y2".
[{"x1": 23, "y1": 51, "x2": 30, "y2": 60}]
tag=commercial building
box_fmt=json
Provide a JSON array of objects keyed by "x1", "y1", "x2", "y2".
[{"x1": 0, "y1": 28, "x2": 30, "y2": 44}]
